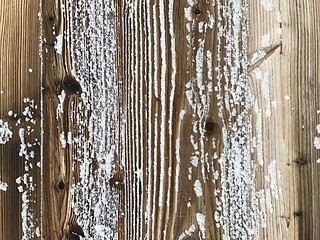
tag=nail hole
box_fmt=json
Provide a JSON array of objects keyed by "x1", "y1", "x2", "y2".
[
  {"x1": 62, "y1": 75, "x2": 82, "y2": 95},
  {"x1": 205, "y1": 121, "x2": 216, "y2": 132},
  {"x1": 294, "y1": 211, "x2": 302, "y2": 217},
  {"x1": 57, "y1": 181, "x2": 66, "y2": 190},
  {"x1": 48, "y1": 16, "x2": 55, "y2": 22},
  {"x1": 193, "y1": 6, "x2": 202, "y2": 15}
]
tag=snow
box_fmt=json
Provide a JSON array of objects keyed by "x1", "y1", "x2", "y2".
[
  {"x1": 60, "y1": 132, "x2": 67, "y2": 148},
  {"x1": 317, "y1": 124, "x2": 320, "y2": 134},
  {"x1": 314, "y1": 137, "x2": 320, "y2": 149},
  {"x1": 193, "y1": 179, "x2": 203, "y2": 197},
  {"x1": 178, "y1": 224, "x2": 195, "y2": 240},
  {"x1": 0, "y1": 120, "x2": 13, "y2": 144},
  {"x1": 0, "y1": 178, "x2": 8, "y2": 191},
  {"x1": 28, "y1": 68, "x2": 33, "y2": 73},
  {"x1": 260, "y1": 0, "x2": 273, "y2": 11},
  {"x1": 196, "y1": 213, "x2": 206, "y2": 239},
  {"x1": 261, "y1": 34, "x2": 271, "y2": 48},
  {"x1": 251, "y1": 50, "x2": 266, "y2": 64},
  {"x1": 54, "y1": 34, "x2": 63, "y2": 55},
  {"x1": 284, "y1": 95, "x2": 291, "y2": 101}
]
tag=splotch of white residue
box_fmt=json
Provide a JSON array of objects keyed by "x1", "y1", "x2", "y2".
[
  {"x1": 316, "y1": 124, "x2": 320, "y2": 134},
  {"x1": 95, "y1": 225, "x2": 112, "y2": 238},
  {"x1": 317, "y1": 159, "x2": 320, "y2": 164},
  {"x1": 314, "y1": 137, "x2": 320, "y2": 149},
  {"x1": 261, "y1": 34, "x2": 271, "y2": 48},
  {"x1": 262, "y1": 72, "x2": 272, "y2": 117},
  {"x1": 60, "y1": 132, "x2": 67, "y2": 148},
  {"x1": 67, "y1": 131, "x2": 72, "y2": 144},
  {"x1": 56, "y1": 90, "x2": 66, "y2": 117},
  {"x1": 196, "y1": 213, "x2": 206, "y2": 239},
  {"x1": 0, "y1": 177, "x2": 8, "y2": 191},
  {"x1": 267, "y1": 160, "x2": 280, "y2": 200},
  {"x1": 178, "y1": 224, "x2": 196, "y2": 240},
  {"x1": 193, "y1": 179, "x2": 203, "y2": 197},
  {"x1": 284, "y1": 95, "x2": 291, "y2": 101},
  {"x1": 179, "y1": 110, "x2": 186, "y2": 119},
  {"x1": 251, "y1": 50, "x2": 266, "y2": 64},
  {"x1": 0, "y1": 120, "x2": 13, "y2": 144},
  {"x1": 260, "y1": 0, "x2": 273, "y2": 11},
  {"x1": 255, "y1": 101, "x2": 264, "y2": 166},
  {"x1": 276, "y1": 12, "x2": 283, "y2": 23},
  {"x1": 28, "y1": 68, "x2": 33, "y2": 73},
  {"x1": 54, "y1": 34, "x2": 63, "y2": 55}
]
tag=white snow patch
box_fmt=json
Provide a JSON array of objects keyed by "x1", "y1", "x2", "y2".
[
  {"x1": 54, "y1": 34, "x2": 63, "y2": 55},
  {"x1": 284, "y1": 95, "x2": 291, "y2": 101},
  {"x1": 0, "y1": 120, "x2": 13, "y2": 144},
  {"x1": 260, "y1": 0, "x2": 273, "y2": 11},
  {"x1": 196, "y1": 213, "x2": 206, "y2": 239},
  {"x1": 0, "y1": 178, "x2": 8, "y2": 191},
  {"x1": 178, "y1": 224, "x2": 195, "y2": 240},
  {"x1": 28, "y1": 68, "x2": 33, "y2": 73},
  {"x1": 276, "y1": 12, "x2": 283, "y2": 23},
  {"x1": 251, "y1": 50, "x2": 266, "y2": 64},
  {"x1": 180, "y1": 110, "x2": 186, "y2": 119},
  {"x1": 314, "y1": 137, "x2": 320, "y2": 149},
  {"x1": 261, "y1": 34, "x2": 271, "y2": 48},
  {"x1": 316, "y1": 124, "x2": 320, "y2": 134},
  {"x1": 193, "y1": 179, "x2": 203, "y2": 197},
  {"x1": 60, "y1": 132, "x2": 67, "y2": 148}
]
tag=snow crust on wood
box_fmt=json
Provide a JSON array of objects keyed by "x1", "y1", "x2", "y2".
[
  {"x1": 0, "y1": 120, "x2": 13, "y2": 144},
  {"x1": 0, "y1": 177, "x2": 8, "y2": 191},
  {"x1": 67, "y1": 0, "x2": 120, "y2": 239}
]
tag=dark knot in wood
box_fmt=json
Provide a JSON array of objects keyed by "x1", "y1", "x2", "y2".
[
  {"x1": 193, "y1": 6, "x2": 202, "y2": 15},
  {"x1": 205, "y1": 121, "x2": 216, "y2": 133},
  {"x1": 57, "y1": 180, "x2": 66, "y2": 191},
  {"x1": 69, "y1": 224, "x2": 85, "y2": 239},
  {"x1": 62, "y1": 75, "x2": 82, "y2": 95}
]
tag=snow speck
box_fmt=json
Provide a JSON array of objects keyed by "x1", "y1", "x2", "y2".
[
  {"x1": 196, "y1": 213, "x2": 206, "y2": 239},
  {"x1": 316, "y1": 124, "x2": 320, "y2": 134},
  {"x1": 180, "y1": 110, "x2": 186, "y2": 119},
  {"x1": 8, "y1": 110, "x2": 13, "y2": 116},
  {"x1": 35, "y1": 227, "x2": 40, "y2": 237},
  {"x1": 28, "y1": 68, "x2": 33, "y2": 73},
  {"x1": 284, "y1": 95, "x2": 291, "y2": 101},
  {"x1": 260, "y1": 0, "x2": 273, "y2": 12},
  {"x1": 193, "y1": 179, "x2": 203, "y2": 197},
  {"x1": 60, "y1": 132, "x2": 67, "y2": 148},
  {"x1": 0, "y1": 178, "x2": 8, "y2": 191},
  {"x1": 276, "y1": 12, "x2": 283, "y2": 23},
  {"x1": 314, "y1": 137, "x2": 320, "y2": 150},
  {"x1": 0, "y1": 90, "x2": 4, "y2": 94},
  {"x1": 317, "y1": 159, "x2": 320, "y2": 164},
  {"x1": 178, "y1": 224, "x2": 195, "y2": 240},
  {"x1": 261, "y1": 34, "x2": 271, "y2": 48},
  {"x1": 0, "y1": 120, "x2": 13, "y2": 144},
  {"x1": 251, "y1": 50, "x2": 266, "y2": 65},
  {"x1": 54, "y1": 34, "x2": 63, "y2": 55}
]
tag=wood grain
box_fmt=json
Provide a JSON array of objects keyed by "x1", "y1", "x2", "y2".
[{"x1": 0, "y1": 1, "x2": 41, "y2": 239}]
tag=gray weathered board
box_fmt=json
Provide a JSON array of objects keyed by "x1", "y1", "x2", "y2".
[{"x1": 0, "y1": 0, "x2": 319, "y2": 239}]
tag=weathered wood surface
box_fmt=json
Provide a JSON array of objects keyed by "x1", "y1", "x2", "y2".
[
  {"x1": 0, "y1": 1, "x2": 41, "y2": 239},
  {"x1": 0, "y1": 0, "x2": 320, "y2": 239},
  {"x1": 249, "y1": 0, "x2": 320, "y2": 239}
]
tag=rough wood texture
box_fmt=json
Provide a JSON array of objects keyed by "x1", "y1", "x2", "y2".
[
  {"x1": 1, "y1": 0, "x2": 320, "y2": 239},
  {"x1": 0, "y1": 1, "x2": 41, "y2": 239},
  {"x1": 249, "y1": 0, "x2": 320, "y2": 239}
]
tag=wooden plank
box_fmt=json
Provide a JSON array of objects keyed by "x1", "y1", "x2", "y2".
[
  {"x1": 0, "y1": 1, "x2": 41, "y2": 239},
  {"x1": 249, "y1": 0, "x2": 320, "y2": 239}
]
